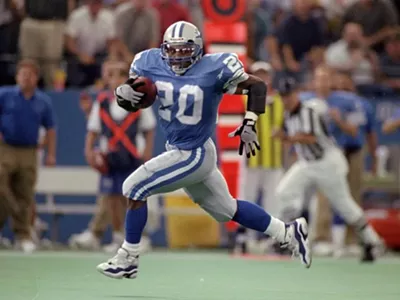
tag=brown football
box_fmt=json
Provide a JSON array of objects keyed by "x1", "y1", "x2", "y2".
[{"x1": 132, "y1": 76, "x2": 157, "y2": 109}]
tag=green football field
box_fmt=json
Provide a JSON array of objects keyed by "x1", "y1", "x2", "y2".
[{"x1": 0, "y1": 250, "x2": 399, "y2": 300}]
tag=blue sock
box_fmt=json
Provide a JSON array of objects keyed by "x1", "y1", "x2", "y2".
[
  {"x1": 232, "y1": 200, "x2": 272, "y2": 232},
  {"x1": 333, "y1": 211, "x2": 345, "y2": 225},
  {"x1": 125, "y1": 202, "x2": 148, "y2": 244}
]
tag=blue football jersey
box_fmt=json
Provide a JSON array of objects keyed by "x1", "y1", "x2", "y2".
[{"x1": 130, "y1": 49, "x2": 248, "y2": 150}]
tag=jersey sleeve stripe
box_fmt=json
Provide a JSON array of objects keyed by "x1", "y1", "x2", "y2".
[{"x1": 223, "y1": 70, "x2": 248, "y2": 90}]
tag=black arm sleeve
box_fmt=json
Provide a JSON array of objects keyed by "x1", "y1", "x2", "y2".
[{"x1": 247, "y1": 81, "x2": 267, "y2": 115}]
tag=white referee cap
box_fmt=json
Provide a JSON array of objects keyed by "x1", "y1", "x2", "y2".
[{"x1": 250, "y1": 61, "x2": 273, "y2": 74}]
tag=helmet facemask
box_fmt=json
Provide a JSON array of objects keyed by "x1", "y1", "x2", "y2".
[{"x1": 161, "y1": 42, "x2": 202, "y2": 75}]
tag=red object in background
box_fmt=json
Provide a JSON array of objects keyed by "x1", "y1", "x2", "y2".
[
  {"x1": 226, "y1": 220, "x2": 239, "y2": 231},
  {"x1": 203, "y1": 21, "x2": 247, "y2": 45},
  {"x1": 367, "y1": 209, "x2": 400, "y2": 248},
  {"x1": 203, "y1": 5, "x2": 247, "y2": 234},
  {"x1": 218, "y1": 94, "x2": 245, "y2": 114},
  {"x1": 217, "y1": 126, "x2": 240, "y2": 150},
  {"x1": 202, "y1": 0, "x2": 246, "y2": 23}
]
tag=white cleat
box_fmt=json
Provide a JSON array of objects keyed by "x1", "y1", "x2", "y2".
[
  {"x1": 282, "y1": 218, "x2": 312, "y2": 268},
  {"x1": 97, "y1": 248, "x2": 139, "y2": 279},
  {"x1": 15, "y1": 239, "x2": 37, "y2": 254},
  {"x1": 69, "y1": 230, "x2": 100, "y2": 250},
  {"x1": 312, "y1": 241, "x2": 333, "y2": 257},
  {"x1": 103, "y1": 242, "x2": 120, "y2": 254},
  {"x1": 103, "y1": 232, "x2": 124, "y2": 254},
  {"x1": 140, "y1": 235, "x2": 152, "y2": 253}
]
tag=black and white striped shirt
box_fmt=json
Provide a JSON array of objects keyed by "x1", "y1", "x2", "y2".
[{"x1": 283, "y1": 99, "x2": 336, "y2": 161}]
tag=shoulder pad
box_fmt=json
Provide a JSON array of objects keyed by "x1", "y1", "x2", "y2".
[
  {"x1": 304, "y1": 98, "x2": 329, "y2": 114},
  {"x1": 130, "y1": 48, "x2": 161, "y2": 77}
]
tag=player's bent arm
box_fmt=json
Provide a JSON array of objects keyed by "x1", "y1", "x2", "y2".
[
  {"x1": 84, "y1": 131, "x2": 99, "y2": 166},
  {"x1": 382, "y1": 118, "x2": 400, "y2": 134},
  {"x1": 234, "y1": 74, "x2": 267, "y2": 121},
  {"x1": 287, "y1": 133, "x2": 317, "y2": 144},
  {"x1": 84, "y1": 131, "x2": 99, "y2": 154},
  {"x1": 336, "y1": 119, "x2": 358, "y2": 137}
]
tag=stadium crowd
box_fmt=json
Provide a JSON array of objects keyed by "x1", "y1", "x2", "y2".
[
  {"x1": 0, "y1": 0, "x2": 399, "y2": 93},
  {"x1": 0, "y1": 0, "x2": 399, "y2": 255}
]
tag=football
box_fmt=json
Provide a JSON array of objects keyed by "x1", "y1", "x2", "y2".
[
  {"x1": 131, "y1": 76, "x2": 157, "y2": 109},
  {"x1": 93, "y1": 151, "x2": 108, "y2": 174}
]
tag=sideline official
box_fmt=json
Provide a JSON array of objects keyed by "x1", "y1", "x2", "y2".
[{"x1": 0, "y1": 60, "x2": 56, "y2": 253}]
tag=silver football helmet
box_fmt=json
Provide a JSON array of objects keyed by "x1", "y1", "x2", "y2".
[{"x1": 161, "y1": 21, "x2": 204, "y2": 75}]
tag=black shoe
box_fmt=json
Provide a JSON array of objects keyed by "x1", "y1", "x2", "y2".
[
  {"x1": 272, "y1": 241, "x2": 291, "y2": 256},
  {"x1": 361, "y1": 244, "x2": 375, "y2": 263},
  {"x1": 232, "y1": 227, "x2": 248, "y2": 254}
]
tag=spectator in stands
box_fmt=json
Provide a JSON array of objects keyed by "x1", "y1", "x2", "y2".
[
  {"x1": 380, "y1": 33, "x2": 400, "y2": 91},
  {"x1": 318, "y1": 0, "x2": 358, "y2": 38},
  {"x1": 153, "y1": 0, "x2": 191, "y2": 45},
  {"x1": 65, "y1": 0, "x2": 116, "y2": 87},
  {"x1": 342, "y1": 0, "x2": 399, "y2": 53},
  {"x1": 280, "y1": 0, "x2": 325, "y2": 84},
  {"x1": 183, "y1": 0, "x2": 203, "y2": 32},
  {"x1": 115, "y1": 0, "x2": 159, "y2": 63},
  {"x1": 0, "y1": 59, "x2": 56, "y2": 253},
  {"x1": 246, "y1": 0, "x2": 274, "y2": 62},
  {"x1": 0, "y1": 0, "x2": 23, "y2": 85},
  {"x1": 268, "y1": 8, "x2": 287, "y2": 85},
  {"x1": 325, "y1": 23, "x2": 379, "y2": 86},
  {"x1": 18, "y1": 0, "x2": 74, "y2": 89}
]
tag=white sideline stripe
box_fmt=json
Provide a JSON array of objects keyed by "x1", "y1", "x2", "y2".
[
  {"x1": 35, "y1": 167, "x2": 187, "y2": 196},
  {"x1": 36, "y1": 204, "x2": 208, "y2": 216}
]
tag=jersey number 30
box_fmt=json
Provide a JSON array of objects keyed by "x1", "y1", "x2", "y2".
[{"x1": 155, "y1": 81, "x2": 204, "y2": 125}]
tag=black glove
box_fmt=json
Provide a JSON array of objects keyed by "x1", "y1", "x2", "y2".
[
  {"x1": 229, "y1": 118, "x2": 260, "y2": 158},
  {"x1": 115, "y1": 77, "x2": 145, "y2": 112}
]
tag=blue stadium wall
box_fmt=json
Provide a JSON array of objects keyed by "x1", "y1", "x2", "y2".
[{"x1": 2, "y1": 90, "x2": 400, "y2": 246}]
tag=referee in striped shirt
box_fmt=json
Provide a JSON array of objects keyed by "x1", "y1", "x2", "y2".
[{"x1": 272, "y1": 77, "x2": 384, "y2": 262}]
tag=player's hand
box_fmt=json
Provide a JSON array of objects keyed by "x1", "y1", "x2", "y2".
[
  {"x1": 329, "y1": 108, "x2": 342, "y2": 123},
  {"x1": 85, "y1": 149, "x2": 97, "y2": 168},
  {"x1": 78, "y1": 54, "x2": 95, "y2": 65},
  {"x1": 272, "y1": 128, "x2": 287, "y2": 140},
  {"x1": 115, "y1": 76, "x2": 145, "y2": 111},
  {"x1": 229, "y1": 118, "x2": 260, "y2": 158},
  {"x1": 45, "y1": 154, "x2": 56, "y2": 166}
]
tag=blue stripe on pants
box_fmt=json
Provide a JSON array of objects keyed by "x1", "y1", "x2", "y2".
[{"x1": 129, "y1": 146, "x2": 205, "y2": 200}]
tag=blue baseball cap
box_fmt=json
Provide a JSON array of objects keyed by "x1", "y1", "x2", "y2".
[{"x1": 277, "y1": 77, "x2": 298, "y2": 95}]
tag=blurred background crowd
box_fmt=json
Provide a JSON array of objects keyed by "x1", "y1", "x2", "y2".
[
  {"x1": 0, "y1": 0, "x2": 398, "y2": 92},
  {"x1": 0, "y1": 0, "x2": 399, "y2": 255}
]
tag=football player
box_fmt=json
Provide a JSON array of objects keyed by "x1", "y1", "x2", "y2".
[{"x1": 97, "y1": 21, "x2": 311, "y2": 279}]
